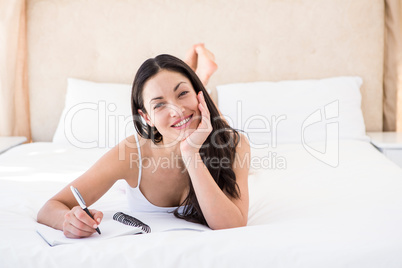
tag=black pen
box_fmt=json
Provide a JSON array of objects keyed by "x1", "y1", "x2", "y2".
[{"x1": 70, "y1": 186, "x2": 101, "y2": 234}]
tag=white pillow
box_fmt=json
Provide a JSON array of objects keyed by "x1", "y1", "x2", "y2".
[
  {"x1": 53, "y1": 78, "x2": 135, "y2": 148},
  {"x1": 216, "y1": 76, "x2": 368, "y2": 148}
]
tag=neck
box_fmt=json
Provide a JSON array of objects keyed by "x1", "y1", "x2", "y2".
[
  {"x1": 152, "y1": 140, "x2": 189, "y2": 171},
  {"x1": 153, "y1": 138, "x2": 182, "y2": 156}
]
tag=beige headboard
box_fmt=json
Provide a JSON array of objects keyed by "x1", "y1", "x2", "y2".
[{"x1": 27, "y1": 0, "x2": 384, "y2": 142}]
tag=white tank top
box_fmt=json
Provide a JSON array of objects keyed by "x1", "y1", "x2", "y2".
[{"x1": 126, "y1": 133, "x2": 185, "y2": 214}]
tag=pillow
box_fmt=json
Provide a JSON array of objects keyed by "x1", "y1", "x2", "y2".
[
  {"x1": 216, "y1": 76, "x2": 368, "y2": 148},
  {"x1": 53, "y1": 78, "x2": 135, "y2": 148}
]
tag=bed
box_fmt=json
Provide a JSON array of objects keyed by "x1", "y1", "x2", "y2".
[{"x1": 2, "y1": 0, "x2": 402, "y2": 267}]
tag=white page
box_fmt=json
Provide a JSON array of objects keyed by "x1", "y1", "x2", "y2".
[
  {"x1": 36, "y1": 211, "x2": 211, "y2": 246},
  {"x1": 36, "y1": 211, "x2": 143, "y2": 246}
]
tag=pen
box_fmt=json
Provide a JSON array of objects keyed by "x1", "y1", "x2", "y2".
[{"x1": 70, "y1": 185, "x2": 101, "y2": 235}]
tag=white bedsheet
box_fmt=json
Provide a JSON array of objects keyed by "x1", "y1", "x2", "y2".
[{"x1": 1, "y1": 140, "x2": 402, "y2": 268}]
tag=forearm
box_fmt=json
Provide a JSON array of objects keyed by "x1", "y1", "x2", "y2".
[
  {"x1": 184, "y1": 153, "x2": 246, "y2": 230},
  {"x1": 37, "y1": 200, "x2": 70, "y2": 230}
]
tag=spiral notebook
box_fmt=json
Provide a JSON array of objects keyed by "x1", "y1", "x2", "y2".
[{"x1": 36, "y1": 211, "x2": 211, "y2": 246}]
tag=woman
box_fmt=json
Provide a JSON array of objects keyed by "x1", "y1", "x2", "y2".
[{"x1": 37, "y1": 44, "x2": 250, "y2": 238}]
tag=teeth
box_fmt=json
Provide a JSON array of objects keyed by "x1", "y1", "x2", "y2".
[{"x1": 173, "y1": 116, "x2": 191, "y2": 127}]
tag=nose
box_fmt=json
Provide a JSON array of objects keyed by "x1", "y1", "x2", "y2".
[{"x1": 168, "y1": 103, "x2": 185, "y2": 118}]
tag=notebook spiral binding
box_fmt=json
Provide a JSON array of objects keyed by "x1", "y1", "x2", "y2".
[{"x1": 113, "y1": 212, "x2": 151, "y2": 233}]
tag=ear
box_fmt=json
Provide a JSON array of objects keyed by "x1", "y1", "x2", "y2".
[{"x1": 138, "y1": 109, "x2": 154, "y2": 127}]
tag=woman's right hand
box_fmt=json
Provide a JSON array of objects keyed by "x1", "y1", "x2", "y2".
[{"x1": 62, "y1": 206, "x2": 103, "y2": 238}]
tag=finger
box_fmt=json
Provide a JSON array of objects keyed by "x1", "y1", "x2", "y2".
[
  {"x1": 197, "y1": 93, "x2": 208, "y2": 115},
  {"x1": 63, "y1": 227, "x2": 81, "y2": 239},
  {"x1": 70, "y1": 214, "x2": 98, "y2": 234},
  {"x1": 198, "y1": 92, "x2": 210, "y2": 116},
  {"x1": 63, "y1": 229, "x2": 79, "y2": 239},
  {"x1": 198, "y1": 103, "x2": 211, "y2": 124},
  {"x1": 198, "y1": 91, "x2": 206, "y2": 105},
  {"x1": 63, "y1": 210, "x2": 96, "y2": 238},
  {"x1": 198, "y1": 104, "x2": 208, "y2": 124},
  {"x1": 71, "y1": 207, "x2": 99, "y2": 231},
  {"x1": 63, "y1": 221, "x2": 95, "y2": 238},
  {"x1": 90, "y1": 209, "x2": 104, "y2": 225},
  {"x1": 199, "y1": 104, "x2": 213, "y2": 132}
]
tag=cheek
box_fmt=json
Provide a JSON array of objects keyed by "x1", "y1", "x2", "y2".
[
  {"x1": 151, "y1": 109, "x2": 170, "y2": 127},
  {"x1": 187, "y1": 96, "x2": 200, "y2": 111}
]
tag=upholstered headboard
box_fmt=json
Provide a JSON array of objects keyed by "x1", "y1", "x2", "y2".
[{"x1": 27, "y1": 0, "x2": 384, "y2": 141}]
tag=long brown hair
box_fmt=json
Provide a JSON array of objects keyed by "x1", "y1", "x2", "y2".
[{"x1": 131, "y1": 54, "x2": 240, "y2": 226}]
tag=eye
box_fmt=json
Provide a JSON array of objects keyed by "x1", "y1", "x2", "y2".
[
  {"x1": 153, "y1": 103, "x2": 165, "y2": 109},
  {"x1": 179, "y1": 91, "x2": 189, "y2": 97}
]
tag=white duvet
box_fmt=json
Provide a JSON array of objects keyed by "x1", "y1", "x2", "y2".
[{"x1": 1, "y1": 140, "x2": 402, "y2": 268}]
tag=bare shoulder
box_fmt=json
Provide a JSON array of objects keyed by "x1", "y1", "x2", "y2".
[
  {"x1": 114, "y1": 135, "x2": 154, "y2": 186},
  {"x1": 116, "y1": 134, "x2": 147, "y2": 159},
  {"x1": 88, "y1": 136, "x2": 139, "y2": 174},
  {"x1": 111, "y1": 135, "x2": 143, "y2": 183},
  {"x1": 118, "y1": 134, "x2": 154, "y2": 156}
]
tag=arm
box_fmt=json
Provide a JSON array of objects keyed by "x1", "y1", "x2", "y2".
[
  {"x1": 180, "y1": 91, "x2": 250, "y2": 229},
  {"x1": 182, "y1": 134, "x2": 250, "y2": 229},
  {"x1": 37, "y1": 136, "x2": 140, "y2": 238}
]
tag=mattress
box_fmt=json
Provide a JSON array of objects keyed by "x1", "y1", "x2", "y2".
[{"x1": 1, "y1": 140, "x2": 402, "y2": 267}]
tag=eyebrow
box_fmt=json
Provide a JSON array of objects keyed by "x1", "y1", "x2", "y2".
[{"x1": 150, "y1": 82, "x2": 186, "y2": 103}]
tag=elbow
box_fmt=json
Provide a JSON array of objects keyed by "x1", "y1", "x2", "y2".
[
  {"x1": 209, "y1": 217, "x2": 248, "y2": 230},
  {"x1": 36, "y1": 203, "x2": 48, "y2": 224},
  {"x1": 233, "y1": 217, "x2": 248, "y2": 228},
  {"x1": 37, "y1": 199, "x2": 65, "y2": 227}
]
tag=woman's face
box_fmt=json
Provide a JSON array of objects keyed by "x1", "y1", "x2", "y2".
[{"x1": 139, "y1": 70, "x2": 201, "y2": 145}]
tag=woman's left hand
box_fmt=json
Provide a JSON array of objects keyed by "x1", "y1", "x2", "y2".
[{"x1": 180, "y1": 91, "x2": 213, "y2": 155}]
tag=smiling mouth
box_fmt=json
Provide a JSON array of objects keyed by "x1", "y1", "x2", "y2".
[{"x1": 171, "y1": 114, "x2": 193, "y2": 128}]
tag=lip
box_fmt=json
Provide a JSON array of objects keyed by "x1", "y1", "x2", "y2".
[{"x1": 171, "y1": 114, "x2": 193, "y2": 129}]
